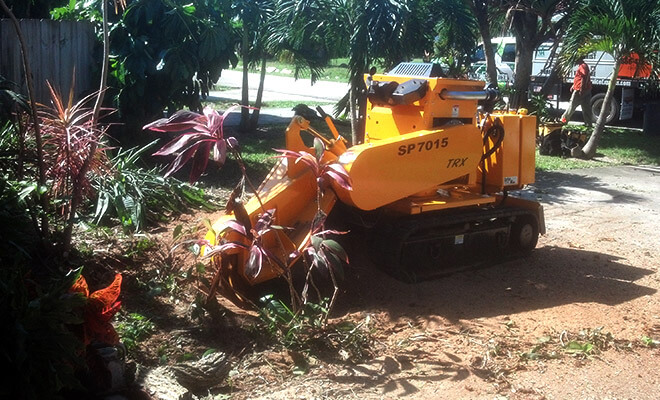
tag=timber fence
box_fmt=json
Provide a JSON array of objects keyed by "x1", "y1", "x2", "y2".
[{"x1": 1, "y1": 19, "x2": 97, "y2": 104}]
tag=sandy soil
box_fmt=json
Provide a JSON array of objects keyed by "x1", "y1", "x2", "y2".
[
  {"x1": 219, "y1": 165, "x2": 660, "y2": 399},
  {"x1": 119, "y1": 165, "x2": 660, "y2": 400}
]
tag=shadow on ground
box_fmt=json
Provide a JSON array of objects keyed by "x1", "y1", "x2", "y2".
[
  {"x1": 522, "y1": 169, "x2": 646, "y2": 206},
  {"x1": 335, "y1": 243, "x2": 656, "y2": 324}
]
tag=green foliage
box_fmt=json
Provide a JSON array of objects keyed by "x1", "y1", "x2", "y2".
[
  {"x1": 90, "y1": 141, "x2": 216, "y2": 232},
  {"x1": 520, "y1": 328, "x2": 617, "y2": 362},
  {"x1": 528, "y1": 94, "x2": 559, "y2": 123},
  {"x1": 108, "y1": 0, "x2": 238, "y2": 125},
  {"x1": 432, "y1": 0, "x2": 478, "y2": 77},
  {"x1": 519, "y1": 336, "x2": 560, "y2": 361},
  {"x1": 0, "y1": 177, "x2": 37, "y2": 263},
  {"x1": 536, "y1": 125, "x2": 660, "y2": 170},
  {"x1": 259, "y1": 294, "x2": 326, "y2": 348},
  {"x1": 258, "y1": 295, "x2": 373, "y2": 362},
  {"x1": 641, "y1": 335, "x2": 659, "y2": 347},
  {"x1": 125, "y1": 237, "x2": 156, "y2": 258},
  {"x1": 115, "y1": 312, "x2": 155, "y2": 352},
  {"x1": 0, "y1": 266, "x2": 87, "y2": 398},
  {"x1": 0, "y1": 75, "x2": 30, "y2": 123},
  {"x1": 560, "y1": 0, "x2": 660, "y2": 75},
  {"x1": 50, "y1": 0, "x2": 102, "y2": 23}
]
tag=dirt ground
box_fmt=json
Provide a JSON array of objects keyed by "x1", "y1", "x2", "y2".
[{"x1": 122, "y1": 165, "x2": 660, "y2": 400}]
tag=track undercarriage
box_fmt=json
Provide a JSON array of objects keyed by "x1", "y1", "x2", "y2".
[{"x1": 366, "y1": 203, "x2": 541, "y2": 282}]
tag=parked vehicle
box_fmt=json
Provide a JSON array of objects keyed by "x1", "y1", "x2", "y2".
[
  {"x1": 471, "y1": 37, "x2": 652, "y2": 123},
  {"x1": 469, "y1": 37, "x2": 516, "y2": 84},
  {"x1": 530, "y1": 43, "x2": 651, "y2": 123}
]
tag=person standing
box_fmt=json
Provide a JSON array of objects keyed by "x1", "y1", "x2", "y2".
[{"x1": 561, "y1": 58, "x2": 594, "y2": 127}]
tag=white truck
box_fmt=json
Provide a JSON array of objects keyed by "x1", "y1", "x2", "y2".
[{"x1": 470, "y1": 37, "x2": 652, "y2": 123}]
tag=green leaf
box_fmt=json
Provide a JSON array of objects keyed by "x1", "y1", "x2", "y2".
[
  {"x1": 173, "y1": 224, "x2": 183, "y2": 240},
  {"x1": 182, "y1": 4, "x2": 196, "y2": 14},
  {"x1": 17, "y1": 183, "x2": 36, "y2": 202},
  {"x1": 202, "y1": 348, "x2": 216, "y2": 358},
  {"x1": 195, "y1": 262, "x2": 206, "y2": 274},
  {"x1": 322, "y1": 239, "x2": 348, "y2": 262}
]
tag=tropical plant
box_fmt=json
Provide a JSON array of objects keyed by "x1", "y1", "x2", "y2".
[
  {"x1": 145, "y1": 105, "x2": 251, "y2": 183},
  {"x1": 528, "y1": 93, "x2": 559, "y2": 123},
  {"x1": 560, "y1": 0, "x2": 660, "y2": 159},
  {"x1": 271, "y1": 0, "x2": 430, "y2": 144},
  {"x1": 0, "y1": 0, "x2": 50, "y2": 240},
  {"x1": 0, "y1": 75, "x2": 29, "y2": 123},
  {"x1": 233, "y1": 0, "x2": 274, "y2": 131},
  {"x1": 337, "y1": 0, "x2": 430, "y2": 144},
  {"x1": 38, "y1": 82, "x2": 110, "y2": 250},
  {"x1": 272, "y1": 143, "x2": 351, "y2": 313},
  {"x1": 146, "y1": 105, "x2": 352, "y2": 315},
  {"x1": 115, "y1": 312, "x2": 155, "y2": 352},
  {"x1": 258, "y1": 294, "x2": 374, "y2": 361},
  {"x1": 433, "y1": 0, "x2": 479, "y2": 77},
  {"x1": 69, "y1": 272, "x2": 123, "y2": 347},
  {"x1": 505, "y1": 0, "x2": 571, "y2": 108},
  {"x1": 91, "y1": 141, "x2": 215, "y2": 232},
  {"x1": 108, "y1": 0, "x2": 238, "y2": 133},
  {"x1": 50, "y1": 0, "x2": 103, "y2": 22},
  {"x1": 463, "y1": 0, "x2": 504, "y2": 85}
]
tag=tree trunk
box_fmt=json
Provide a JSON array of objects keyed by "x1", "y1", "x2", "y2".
[
  {"x1": 357, "y1": 85, "x2": 367, "y2": 144},
  {"x1": 469, "y1": 0, "x2": 498, "y2": 85},
  {"x1": 239, "y1": 24, "x2": 250, "y2": 132},
  {"x1": 511, "y1": 38, "x2": 534, "y2": 108},
  {"x1": 0, "y1": 0, "x2": 49, "y2": 239},
  {"x1": 511, "y1": 11, "x2": 539, "y2": 109},
  {"x1": 248, "y1": 57, "x2": 267, "y2": 131},
  {"x1": 62, "y1": 0, "x2": 111, "y2": 253},
  {"x1": 580, "y1": 60, "x2": 621, "y2": 159}
]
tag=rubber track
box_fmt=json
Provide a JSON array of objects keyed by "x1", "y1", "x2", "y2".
[{"x1": 370, "y1": 205, "x2": 537, "y2": 282}]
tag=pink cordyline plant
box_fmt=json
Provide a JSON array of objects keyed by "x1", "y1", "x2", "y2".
[
  {"x1": 38, "y1": 82, "x2": 110, "y2": 218},
  {"x1": 203, "y1": 209, "x2": 289, "y2": 280},
  {"x1": 144, "y1": 105, "x2": 251, "y2": 183},
  {"x1": 274, "y1": 142, "x2": 352, "y2": 194}
]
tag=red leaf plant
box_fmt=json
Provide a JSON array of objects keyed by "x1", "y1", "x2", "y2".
[
  {"x1": 274, "y1": 141, "x2": 352, "y2": 193},
  {"x1": 38, "y1": 81, "x2": 111, "y2": 211},
  {"x1": 204, "y1": 209, "x2": 288, "y2": 280},
  {"x1": 70, "y1": 273, "x2": 123, "y2": 346},
  {"x1": 144, "y1": 105, "x2": 253, "y2": 183}
]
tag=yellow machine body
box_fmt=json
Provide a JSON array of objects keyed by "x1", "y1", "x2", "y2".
[
  {"x1": 205, "y1": 64, "x2": 544, "y2": 287},
  {"x1": 332, "y1": 73, "x2": 537, "y2": 215}
]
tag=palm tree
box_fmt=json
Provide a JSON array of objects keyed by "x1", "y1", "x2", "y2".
[
  {"x1": 434, "y1": 0, "x2": 479, "y2": 77},
  {"x1": 561, "y1": 0, "x2": 660, "y2": 159},
  {"x1": 234, "y1": 0, "x2": 275, "y2": 131},
  {"x1": 505, "y1": 0, "x2": 570, "y2": 108},
  {"x1": 238, "y1": 0, "x2": 333, "y2": 131},
  {"x1": 464, "y1": 0, "x2": 501, "y2": 85},
  {"x1": 315, "y1": 0, "x2": 431, "y2": 144}
]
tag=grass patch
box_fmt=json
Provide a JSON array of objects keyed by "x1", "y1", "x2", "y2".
[
  {"x1": 536, "y1": 125, "x2": 660, "y2": 171},
  {"x1": 237, "y1": 58, "x2": 351, "y2": 83},
  {"x1": 194, "y1": 125, "x2": 287, "y2": 189},
  {"x1": 203, "y1": 99, "x2": 334, "y2": 111},
  {"x1": 598, "y1": 127, "x2": 660, "y2": 165}
]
